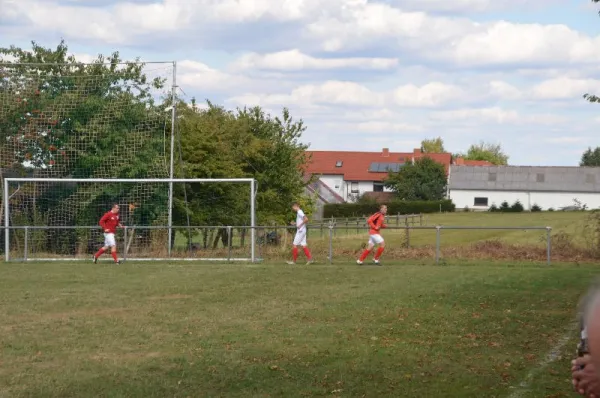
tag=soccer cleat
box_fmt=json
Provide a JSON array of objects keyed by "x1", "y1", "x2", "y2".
[
  {"x1": 373, "y1": 259, "x2": 382, "y2": 266},
  {"x1": 115, "y1": 260, "x2": 121, "y2": 265},
  {"x1": 356, "y1": 260, "x2": 363, "y2": 265},
  {"x1": 286, "y1": 261, "x2": 295, "y2": 265},
  {"x1": 306, "y1": 259, "x2": 314, "y2": 265},
  {"x1": 93, "y1": 256, "x2": 98, "y2": 264}
]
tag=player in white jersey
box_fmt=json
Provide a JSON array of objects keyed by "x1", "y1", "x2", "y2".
[{"x1": 287, "y1": 202, "x2": 314, "y2": 265}]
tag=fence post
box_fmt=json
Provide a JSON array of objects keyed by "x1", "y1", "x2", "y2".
[
  {"x1": 123, "y1": 226, "x2": 128, "y2": 262},
  {"x1": 227, "y1": 226, "x2": 232, "y2": 263},
  {"x1": 435, "y1": 226, "x2": 441, "y2": 264},
  {"x1": 24, "y1": 226, "x2": 28, "y2": 262},
  {"x1": 328, "y1": 224, "x2": 334, "y2": 264},
  {"x1": 405, "y1": 218, "x2": 410, "y2": 248},
  {"x1": 546, "y1": 226, "x2": 552, "y2": 265},
  {"x1": 420, "y1": 214, "x2": 423, "y2": 226}
]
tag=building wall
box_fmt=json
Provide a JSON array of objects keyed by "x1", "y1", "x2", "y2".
[
  {"x1": 450, "y1": 189, "x2": 600, "y2": 210},
  {"x1": 317, "y1": 175, "x2": 392, "y2": 203}
]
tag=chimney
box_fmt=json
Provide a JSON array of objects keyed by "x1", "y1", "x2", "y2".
[{"x1": 382, "y1": 148, "x2": 389, "y2": 157}]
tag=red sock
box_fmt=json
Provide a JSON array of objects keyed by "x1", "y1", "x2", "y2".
[
  {"x1": 374, "y1": 247, "x2": 385, "y2": 260},
  {"x1": 292, "y1": 247, "x2": 299, "y2": 262},
  {"x1": 94, "y1": 248, "x2": 105, "y2": 259},
  {"x1": 303, "y1": 247, "x2": 312, "y2": 259},
  {"x1": 359, "y1": 249, "x2": 371, "y2": 262},
  {"x1": 111, "y1": 251, "x2": 118, "y2": 262}
]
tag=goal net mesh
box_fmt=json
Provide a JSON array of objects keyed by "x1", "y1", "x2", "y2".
[
  {"x1": 1, "y1": 62, "x2": 255, "y2": 261},
  {"x1": 5, "y1": 179, "x2": 253, "y2": 261}
]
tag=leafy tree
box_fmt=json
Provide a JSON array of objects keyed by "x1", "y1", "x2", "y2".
[
  {"x1": 0, "y1": 41, "x2": 168, "y2": 253},
  {"x1": 420, "y1": 137, "x2": 446, "y2": 153},
  {"x1": 580, "y1": 147, "x2": 600, "y2": 166},
  {"x1": 455, "y1": 141, "x2": 509, "y2": 165},
  {"x1": 174, "y1": 100, "x2": 313, "y2": 247},
  {"x1": 384, "y1": 157, "x2": 447, "y2": 201}
]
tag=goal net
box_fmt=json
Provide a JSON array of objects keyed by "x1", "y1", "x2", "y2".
[{"x1": 3, "y1": 178, "x2": 256, "y2": 262}]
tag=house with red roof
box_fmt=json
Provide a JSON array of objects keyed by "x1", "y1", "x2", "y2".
[
  {"x1": 304, "y1": 148, "x2": 453, "y2": 203},
  {"x1": 304, "y1": 147, "x2": 493, "y2": 205}
]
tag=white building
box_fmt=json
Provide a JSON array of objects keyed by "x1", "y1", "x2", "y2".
[
  {"x1": 305, "y1": 148, "x2": 452, "y2": 203},
  {"x1": 449, "y1": 165, "x2": 600, "y2": 211}
]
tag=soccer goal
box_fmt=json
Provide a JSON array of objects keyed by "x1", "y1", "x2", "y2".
[{"x1": 3, "y1": 178, "x2": 257, "y2": 262}]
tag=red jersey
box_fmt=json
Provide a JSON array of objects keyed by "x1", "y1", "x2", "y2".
[
  {"x1": 99, "y1": 211, "x2": 120, "y2": 233},
  {"x1": 367, "y1": 212, "x2": 386, "y2": 235}
]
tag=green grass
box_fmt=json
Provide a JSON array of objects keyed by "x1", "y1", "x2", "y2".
[{"x1": 0, "y1": 260, "x2": 596, "y2": 397}]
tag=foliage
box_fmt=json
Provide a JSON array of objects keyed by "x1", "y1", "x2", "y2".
[
  {"x1": 420, "y1": 137, "x2": 445, "y2": 153},
  {"x1": 531, "y1": 204, "x2": 542, "y2": 212},
  {"x1": 510, "y1": 200, "x2": 524, "y2": 212},
  {"x1": 0, "y1": 41, "x2": 170, "y2": 253},
  {"x1": 582, "y1": 210, "x2": 600, "y2": 258},
  {"x1": 323, "y1": 200, "x2": 455, "y2": 218},
  {"x1": 491, "y1": 200, "x2": 524, "y2": 213},
  {"x1": 580, "y1": 147, "x2": 600, "y2": 167},
  {"x1": 174, "y1": 101, "x2": 312, "y2": 227},
  {"x1": 356, "y1": 193, "x2": 379, "y2": 205},
  {"x1": 384, "y1": 157, "x2": 447, "y2": 201},
  {"x1": 455, "y1": 141, "x2": 509, "y2": 165}
]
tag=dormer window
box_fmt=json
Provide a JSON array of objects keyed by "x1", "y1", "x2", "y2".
[{"x1": 335, "y1": 160, "x2": 343, "y2": 167}]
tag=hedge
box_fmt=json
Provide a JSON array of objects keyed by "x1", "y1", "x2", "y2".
[{"x1": 323, "y1": 200, "x2": 456, "y2": 218}]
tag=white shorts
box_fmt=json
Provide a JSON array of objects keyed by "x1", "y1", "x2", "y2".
[
  {"x1": 293, "y1": 230, "x2": 307, "y2": 246},
  {"x1": 368, "y1": 234, "x2": 384, "y2": 245},
  {"x1": 104, "y1": 233, "x2": 116, "y2": 247}
]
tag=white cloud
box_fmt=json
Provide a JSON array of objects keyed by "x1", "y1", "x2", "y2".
[
  {"x1": 227, "y1": 80, "x2": 465, "y2": 109},
  {"x1": 488, "y1": 80, "x2": 522, "y2": 100},
  {"x1": 531, "y1": 77, "x2": 600, "y2": 100},
  {"x1": 231, "y1": 49, "x2": 398, "y2": 71},
  {"x1": 393, "y1": 82, "x2": 464, "y2": 107},
  {"x1": 430, "y1": 107, "x2": 567, "y2": 125},
  {"x1": 178, "y1": 60, "x2": 254, "y2": 92}
]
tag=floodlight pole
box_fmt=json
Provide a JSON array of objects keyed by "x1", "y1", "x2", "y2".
[{"x1": 167, "y1": 61, "x2": 177, "y2": 256}]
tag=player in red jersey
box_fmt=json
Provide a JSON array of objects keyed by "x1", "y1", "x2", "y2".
[
  {"x1": 357, "y1": 204, "x2": 387, "y2": 265},
  {"x1": 93, "y1": 204, "x2": 123, "y2": 264}
]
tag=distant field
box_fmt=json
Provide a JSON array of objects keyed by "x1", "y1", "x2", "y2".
[{"x1": 0, "y1": 260, "x2": 596, "y2": 397}]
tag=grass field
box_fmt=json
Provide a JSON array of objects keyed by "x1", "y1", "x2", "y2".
[{"x1": 1, "y1": 260, "x2": 598, "y2": 397}]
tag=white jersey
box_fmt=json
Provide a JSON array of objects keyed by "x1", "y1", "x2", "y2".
[{"x1": 296, "y1": 209, "x2": 307, "y2": 232}]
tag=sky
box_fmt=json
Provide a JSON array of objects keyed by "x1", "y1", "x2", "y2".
[{"x1": 1, "y1": 0, "x2": 600, "y2": 166}]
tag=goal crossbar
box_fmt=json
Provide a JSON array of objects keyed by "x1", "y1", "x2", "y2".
[{"x1": 3, "y1": 178, "x2": 257, "y2": 263}]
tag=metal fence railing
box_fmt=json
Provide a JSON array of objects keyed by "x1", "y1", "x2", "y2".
[{"x1": 3, "y1": 224, "x2": 553, "y2": 265}]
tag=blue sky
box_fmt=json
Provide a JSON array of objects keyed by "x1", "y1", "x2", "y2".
[{"x1": 1, "y1": 0, "x2": 600, "y2": 165}]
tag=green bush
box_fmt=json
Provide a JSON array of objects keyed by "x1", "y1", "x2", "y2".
[
  {"x1": 323, "y1": 199, "x2": 455, "y2": 218},
  {"x1": 531, "y1": 204, "x2": 542, "y2": 212},
  {"x1": 510, "y1": 200, "x2": 524, "y2": 212},
  {"x1": 500, "y1": 201, "x2": 510, "y2": 212},
  {"x1": 489, "y1": 204, "x2": 499, "y2": 212}
]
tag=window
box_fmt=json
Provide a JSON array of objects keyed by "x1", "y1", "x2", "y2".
[
  {"x1": 351, "y1": 182, "x2": 359, "y2": 193},
  {"x1": 536, "y1": 173, "x2": 545, "y2": 182},
  {"x1": 474, "y1": 197, "x2": 489, "y2": 206},
  {"x1": 335, "y1": 160, "x2": 343, "y2": 167},
  {"x1": 373, "y1": 182, "x2": 384, "y2": 192},
  {"x1": 488, "y1": 173, "x2": 497, "y2": 182}
]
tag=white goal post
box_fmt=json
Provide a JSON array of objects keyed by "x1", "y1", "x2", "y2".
[{"x1": 3, "y1": 178, "x2": 256, "y2": 262}]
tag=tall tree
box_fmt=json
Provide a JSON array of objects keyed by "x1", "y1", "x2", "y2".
[
  {"x1": 384, "y1": 157, "x2": 447, "y2": 201},
  {"x1": 175, "y1": 101, "x2": 313, "y2": 230},
  {"x1": 456, "y1": 141, "x2": 509, "y2": 165},
  {"x1": 420, "y1": 137, "x2": 445, "y2": 153},
  {"x1": 0, "y1": 41, "x2": 168, "y2": 253},
  {"x1": 581, "y1": 147, "x2": 600, "y2": 166}
]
